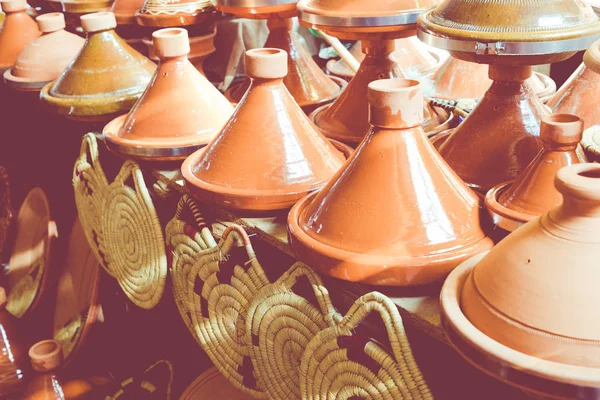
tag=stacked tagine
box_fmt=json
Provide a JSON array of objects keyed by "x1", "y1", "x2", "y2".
[
  {"x1": 110, "y1": 0, "x2": 147, "y2": 53},
  {"x1": 214, "y1": 0, "x2": 346, "y2": 113},
  {"x1": 298, "y1": 0, "x2": 451, "y2": 145},
  {"x1": 0, "y1": 0, "x2": 40, "y2": 74},
  {"x1": 46, "y1": 0, "x2": 113, "y2": 29},
  {"x1": 419, "y1": 0, "x2": 600, "y2": 194}
]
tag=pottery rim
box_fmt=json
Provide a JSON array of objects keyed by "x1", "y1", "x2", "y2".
[
  {"x1": 29, "y1": 340, "x2": 63, "y2": 372},
  {"x1": 442, "y1": 253, "x2": 600, "y2": 398},
  {"x1": 3, "y1": 68, "x2": 52, "y2": 91},
  {"x1": 287, "y1": 191, "x2": 494, "y2": 286},
  {"x1": 143, "y1": 28, "x2": 216, "y2": 62},
  {"x1": 213, "y1": 0, "x2": 297, "y2": 19},
  {"x1": 483, "y1": 181, "x2": 534, "y2": 232}
]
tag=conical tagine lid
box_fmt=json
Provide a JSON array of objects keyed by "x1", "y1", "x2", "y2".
[
  {"x1": 288, "y1": 78, "x2": 493, "y2": 286},
  {"x1": 4, "y1": 13, "x2": 85, "y2": 91},
  {"x1": 104, "y1": 28, "x2": 234, "y2": 161},
  {"x1": 418, "y1": 0, "x2": 600, "y2": 64},
  {"x1": 181, "y1": 48, "x2": 346, "y2": 212},
  {"x1": 0, "y1": 0, "x2": 40, "y2": 73},
  {"x1": 485, "y1": 114, "x2": 586, "y2": 232},
  {"x1": 41, "y1": 12, "x2": 156, "y2": 122}
]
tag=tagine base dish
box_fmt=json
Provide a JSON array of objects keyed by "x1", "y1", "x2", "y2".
[
  {"x1": 442, "y1": 253, "x2": 600, "y2": 399},
  {"x1": 135, "y1": 8, "x2": 214, "y2": 27},
  {"x1": 484, "y1": 181, "x2": 537, "y2": 232},
  {"x1": 288, "y1": 191, "x2": 493, "y2": 286},
  {"x1": 3, "y1": 68, "x2": 52, "y2": 92}
]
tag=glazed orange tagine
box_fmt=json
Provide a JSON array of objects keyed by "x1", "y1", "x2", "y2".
[{"x1": 0, "y1": 0, "x2": 40, "y2": 74}]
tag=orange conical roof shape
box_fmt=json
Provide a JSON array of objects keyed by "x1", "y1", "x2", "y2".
[
  {"x1": 182, "y1": 48, "x2": 346, "y2": 212},
  {"x1": 0, "y1": 0, "x2": 40, "y2": 72}
]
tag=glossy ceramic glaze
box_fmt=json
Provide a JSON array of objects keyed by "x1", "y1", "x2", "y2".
[
  {"x1": 135, "y1": 0, "x2": 213, "y2": 27},
  {"x1": 288, "y1": 78, "x2": 493, "y2": 286},
  {"x1": 182, "y1": 48, "x2": 346, "y2": 212},
  {"x1": 23, "y1": 340, "x2": 65, "y2": 400},
  {"x1": 4, "y1": 13, "x2": 84, "y2": 91},
  {"x1": 144, "y1": 28, "x2": 216, "y2": 74},
  {"x1": 0, "y1": 287, "x2": 27, "y2": 397},
  {"x1": 213, "y1": 0, "x2": 297, "y2": 19},
  {"x1": 311, "y1": 40, "x2": 451, "y2": 145},
  {"x1": 111, "y1": 0, "x2": 145, "y2": 24},
  {"x1": 104, "y1": 28, "x2": 234, "y2": 161},
  {"x1": 0, "y1": 0, "x2": 40, "y2": 72},
  {"x1": 485, "y1": 114, "x2": 586, "y2": 232},
  {"x1": 433, "y1": 65, "x2": 547, "y2": 194},
  {"x1": 40, "y1": 12, "x2": 156, "y2": 122}
]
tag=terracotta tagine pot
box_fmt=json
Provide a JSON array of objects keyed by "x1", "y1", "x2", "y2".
[
  {"x1": 46, "y1": 0, "x2": 113, "y2": 29},
  {"x1": 182, "y1": 48, "x2": 347, "y2": 213},
  {"x1": 22, "y1": 340, "x2": 65, "y2": 400},
  {"x1": 40, "y1": 11, "x2": 155, "y2": 122},
  {"x1": 111, "y1": 0, "x2": 144, "y2": 24},
  {"x1": 547, "y1": 40, "x2": 600, "y2": 129},
  {"x1": 442, "y1": 162, "x2": 600, "y2": 399},
  {"x1": 299, "y1": 0, "x2": 451, "y2": 145},
  {"x1": 418, "y1": 0, "x2": 600, "y2": 194},
  {"x1": 288, "y1": 78, "x2": 493, "y2": 286},
  {"x1": 104, "y1": 28, "x2": 234, "y2": 161},
  {"x1": 135, "y1": 0, "x2": 213, "y2": 27},
  {"x1": 0, "y1": 0, "x2": 40, "y2": 73},
  {"x1": 0, "y1": 287, "x2": 28, "y2": 397},
  {"x1": 4, "y1": 12, "x2": 84, "y2": 92},
  {"x1": 485, "y1": 114, "x2": 586, "y2": 232}
]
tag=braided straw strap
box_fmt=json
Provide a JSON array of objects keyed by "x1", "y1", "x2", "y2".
[
  {"x1": 73, "y1": 133, "x2": 111, "y2": 275},
  {"x1": 246, "y1": 263, "x2": 342, "y2": 400},
  {"x1": 300, "y1": 292, "x2": 433, "y2": 400},
  {"x1": 166, "y1": 195, "x2": 217, "y2": 340},
  {"x1": 188, "y1": 225, "x2": 270, "y2": 398},
  {"x1": 0, "y1": 167, "x2": 11, "y2": 254},
  {"x1": 101, "y1": 161, "x2": 167, "y2": 309}
]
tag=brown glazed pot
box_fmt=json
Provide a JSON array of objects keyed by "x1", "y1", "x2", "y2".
[
  {"x1": 442, "y1": 163, "x2": 600, "y2": 398},
  {"x1": 111, "y1": 0, "x2": 145, "y2": 24},
  {"x1": 485, "y1": 114, "x2": 586, "y2": 232},
  {"x1": 288, "y1": 78, "x2": 493, "y2": 286},
  {"x1": 22, "y1": 340, "x2": 65, "y2": 399},
  {"x1": 4, "y1": 12, "x2": 85, "y2": 92},
  {"x1": 135, "y1": 0, "x2": 213, "y2": 27},
  {"x1": 432, "y1": 65, "x2": 548, "y2": 194},
  {"x1": 0, "y1": 0, "x2": 40, "y2": 73},
  {"x1": 104, "y1": 28, "x2": 234, "y2": 161},
  {"x1": 0, "y1": 287, "x2": 28, "y2": 397},
  {"x1": 181, "y1": 48, "x2": 346, "y2": 213},
  {"x1": 310, "y1": 40, "x2": 451, "y2": 145},
  {"x1": 40, "y1": 12, "x2": 156, "y2": 122}
]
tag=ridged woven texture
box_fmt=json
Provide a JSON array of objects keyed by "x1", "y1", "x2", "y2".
[
  {"x1": 0, "y1": 167, "x2": 11, "y2": 254},
  {"x1": 106, "y1": 360, "x2": 173, "y2": 400},
  {"x1": 140, "y1": 0, "x2": 213, "y2": 15},
  {"x1": 170, "y1": 221, "x2": 270, "y2": 398},
  {"x1": 101, "y1": 161, "x2": 167, "y2": 309},
  {"x1": 6, "y1": 256, "x2": 44, "y2": 319},
  {"x1": 73, "y1": 134, "x2": 111, "y2": 276},
  {"x1": 246, "y1": 263, "x2": 341, "y2": 400},
  {"x1": 299, "y1": 292, "x2": 433, "y2": 400}
]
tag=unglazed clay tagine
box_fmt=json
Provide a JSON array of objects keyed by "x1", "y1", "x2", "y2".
[
  {"x1": 40, "y1": 12, "x2": 156, "y2": 122},
  {"x1": 485, "y1": 114, "x2": 586, "y2": 232},
  {"x1": 430, "y1": 57, "x2": 556, "y2": 102},
  {"x1": 213, "y1": 0, "x2": 297, "y2": 19},
  {"x1": 104, "y1": 28, "x2": 234, "y2": 161},
  {"x1": 22, "y1": 340, "x2": 65, "y2": 400},
  {"x1": 442, "y1": 163, "x2": 600, "y2": 398},
  {"x1": 4, "y1": 12, "x2": 84, "y2": 91},
  {"x1": 288, "y1": 78, "x2": 493, "y2": 286},
  {"x1": 417, "y1": 0, "x2": 600, "y2": 65},
  {"x1": 431, "y1": 65, "x2": 548, "y2": 194},
  {"x1": 182, "y1": 48, "x2": 346, "y2": 213},
  {"x1": 0, "y1": 0, "x2": 40, "y2": 73},
  {"x1": 0, "y1": 287, "x2": 28, "y2": 397},
  {"x1": 135, "y1": 0, "x2": 214, "y2": 27}
]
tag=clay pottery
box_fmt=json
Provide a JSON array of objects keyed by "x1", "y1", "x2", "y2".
[
  {"x1": 110, "y1": 0, "x2": 144, "y2": 24},
  {"x1": 485, "y1": 114, "x2": 586, "y2": 232},
  {"x1": 40, "y1": 12, "x2": 155, "y2": 122},
  {"x1": 288, "y1": 78, "x2": 493, "y2": 286},
  {"x1": 104, "y1": 28, "x2": 234, "y2": 161},
  {"x1": 181, "y1": 368, "x2": 254, "y2": 400},
  {"x1": 310, "y1": 40, "x2": 451, "y2": 145},
  {"x1": 325, "y1": 40, "x2": 364, "y2": 81},
  {"x1": 181, "y1": 48, "x2": 346, "y2": 213},
  {"x1": 442, "y1": 163, "x2": 600, "y2": 398},
  {"x1": 547, "y1": 40, "x2": 600, "y2": 130},
  {"x1": 46, "y1": 0, "x2": 113, "y2": 27},
  {"x1": 214, "y1": 0, "x2": 297, "y2": 19},
  {"x1": 0, "y1": 0, "x2": 40, "y2": 73},
  {"x1": 431, "y1": 65, "x2": 548, "y2": 194},
  {"x1": 430, "y1": 57, "x2": 556, "y2": 102},
  {"x1": 135, "y1": 0, "x2": 213, "y2": 27},
  {"x1": 4, "y1": 12, "x2": 84, "y2": 92},
  {"x1": 0, "y1": 287, "x2": 28, "y2": 397},
  {"x1": 22, "y1": 340, "x2": 65, "y2": 399},
  {"x1": 582, "y1": 125, "x2": 600, "y2": 162}
]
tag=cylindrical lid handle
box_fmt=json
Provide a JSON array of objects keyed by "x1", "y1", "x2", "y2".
[
  {"x1": 540, "y1": 114, "x2": 583, "y2": 149},
  {"x1": 367, "y1": 78, "x2": 424, "y2": 129},
  {"x1": 29, "y1": 340, "x2": 64, "y2": 372},
  {"x1": 245, "y1": 48, "x2": 288, "y2": 80},
  {"x1": 1, "y1": 0, "x2": 28, "y2": 13},
  {"x1": 153, "y1": 28, "x2": 190, "y2": 59},
  {"x1": 37, "y1": 12, "x2": 66, "y2": 33},
  {"x1": 80, "y1": 11, "x2": 117, "y2": 33}
]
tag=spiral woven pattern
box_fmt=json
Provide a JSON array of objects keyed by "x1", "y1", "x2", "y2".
[
  {"x1": 102, "y1": 161, "x2": 167, "y2": 309},
  {"x1": 0, "y1": 167, "x2": 11, "y2": 254},
  {"x1": 141, "y1": 0, "x2": 213, "y2": 15},
  {"x1": 247, "y1": 263, "x2": 341, "y2": 400},
  {"x1": 6, "y1": 256, "x2": 44, "y2": 319},
  {"x1": 73, "y1": 134, "x2": 111, "y2": 275},
  {"x1": 300, "y1": 292, "x2": 433, "y2": 400}
]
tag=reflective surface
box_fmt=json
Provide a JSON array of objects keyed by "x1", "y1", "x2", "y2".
[
  {"x1": 0, "y1": 297, "x2": 26, "y2": 397},
  {"x1": 0, "y1": 9, "x2": 40, "y2": 71}
]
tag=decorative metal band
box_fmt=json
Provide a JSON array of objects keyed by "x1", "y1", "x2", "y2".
[
  {"x1": 105, "y1": 140, "x2": 203, "y2": 160},
  {"x1": 298, "y1": 9, "x2": 420, "y2": 28},
  {"x1": 216, "y1": 0, "x2": 297, "y2": 7}
]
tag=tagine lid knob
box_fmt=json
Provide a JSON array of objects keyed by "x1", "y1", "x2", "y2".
[
  {"x1": 152, "y1": 27, "x2": 190, "y2": 58},
  {"x1": 367, "y1": 78, "x2": 424, "y2": 129},
  {"x1": 80, "y1": 11, "x2": 118, "y2": 33},
  {"x1": 29, "y1": 340, "x2": 64, "y2": 372},
  {"x1": 245, "y1": 48, "x2": 287, "y2": 80},
  {"x1": 1, "y1": 0, "x2": 28, "y2": 13},
  {"x1": 36, "y1": 12, "x2": 66, "y2": 33}
]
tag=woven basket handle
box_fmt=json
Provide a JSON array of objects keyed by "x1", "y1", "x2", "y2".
[
  {"x1": 113, "y1": 161, "x2": 152, "y2": 202},
  {"x1": 278, "y1": 262, "x2": 341, "y2": 326},
  {"x1": 175, "y1": 195, "x2": 217, "y2": 248},
  {"x1": 76, "y1": 133, "x2": 108, "y2": 185}
]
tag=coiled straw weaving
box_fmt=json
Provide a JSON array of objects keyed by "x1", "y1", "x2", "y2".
[
  {"x1": 101, "y1": 161, "x2": 167, "y2": 309},
  {"x1": 73, "y1": 133, "x2": 111, "y2": 275},
  {"x1": 300, "y1": 292, "x2": 433, "y2": 400},
  {"x1": 246, "y1": 263, "x2": 341, "y2": 400}
]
